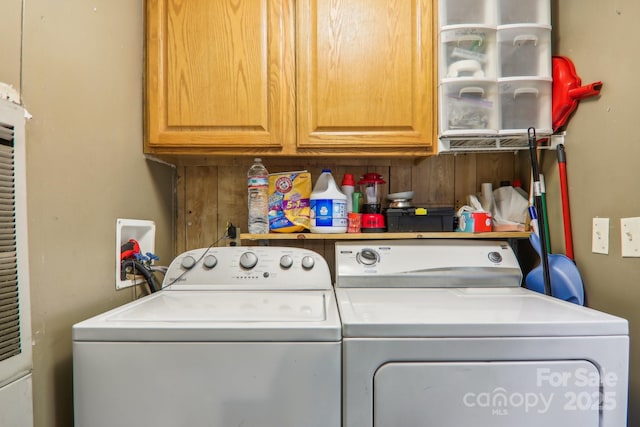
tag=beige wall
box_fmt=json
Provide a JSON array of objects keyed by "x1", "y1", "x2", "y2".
[
  {"x1": 2, "y1": 0, "x2": 175, "y2": 426},
  {"x1": 549, "y1": 0, "x2": 640, "y2": 423},
  {"x1": 0, "y1": 0, "x2": 22, "y2": 94},
  {"x1": 2, "y1": 0, "x2": 640, "y2": 425}
]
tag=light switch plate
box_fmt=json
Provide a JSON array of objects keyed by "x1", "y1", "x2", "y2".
[
  {"x1": 621, "y1": 217, "x2": 640, "y2": 257},
  {"x1": 592, "y1": 217, "x2": 609, "y2": 254}
]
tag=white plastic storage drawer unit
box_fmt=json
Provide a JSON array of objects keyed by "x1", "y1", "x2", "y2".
[
  {"x1": 498, "y1": 24, "x2": 552, "y2": 78},
  {"x1": 439, "y1": 0, "x2": 496, "y2": 26},
  {"x1": 499, "y1": 0, "x2": 551, "y2": 25},
  {"x1": 440, "y1": 79, "x2": 498, "y2": 136},
  {"x1": 440, "y1": 26, "x2": 496, "y2": 80},
  {"x1": 438, "y1": 0, "x2": 552, "y2": 146},
  {"x1": 499, "y1": 77, "x2": 552, "y2": 134}
]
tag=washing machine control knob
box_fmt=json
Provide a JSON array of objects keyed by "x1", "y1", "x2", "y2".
[
  {"x1": 203, "y1": 254, "x2": 218, "y2": 269},
  {"x1": 239, "y1": 252, "x2": 259, "y2": 269},
  {"x1": 301, "y1": 256, "x2": 315, "y2": 270},
  {"x1": 181, "y1": 255, "x2": 197, "y2": 270},
  {"x1": 358, "y1": 249, "x2": 379, "y2": 265},
  {"x1": 488, "y1": 251, "x2": 503, "y2": 263},
  {"x1": 280, "y1": 255, "x2": 294, "y2": 269}
]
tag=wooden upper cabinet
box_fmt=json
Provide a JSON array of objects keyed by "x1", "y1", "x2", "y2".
[
  {"x1": 145, "y1": 0, "x2": 296, "y2": 155},
  {"x1": 145, "y1": 0, "x2": 436, "y2": 157},
  {"x1": 296, "y1": 0, "x2": 436, "y2": 156}
]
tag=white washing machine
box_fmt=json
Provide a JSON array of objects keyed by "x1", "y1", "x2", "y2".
[
  {"x1": 73, "y1": 246, "x2": 341, "y2": 427},
  {"x1": 335, "y1": 240, "x2": 629, "y2": 427}
]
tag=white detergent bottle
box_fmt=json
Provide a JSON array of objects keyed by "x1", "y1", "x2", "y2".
[{"x1": 310, "y1": 169, "x2": 347, "y2": 233}]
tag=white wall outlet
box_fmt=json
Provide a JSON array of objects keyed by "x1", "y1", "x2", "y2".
[
  {"x1": 226, "y1": 226, "x2": 241, "y2": 247},
  {"x1": 621, "y1": 217, "x2": 640, "y2": 258},
  {"x1": 116, "y1": 219, "x2": 156, "y2": 289},
  {"x1": 592, "y1": 217, "x2": 609, "y2": 254}
]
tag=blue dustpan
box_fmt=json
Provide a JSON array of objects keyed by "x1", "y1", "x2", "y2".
[{"x1": 525, "y1": 233, "x2": 585, "y2": 305}]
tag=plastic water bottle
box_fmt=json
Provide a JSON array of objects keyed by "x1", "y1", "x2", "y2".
[
  {"x1": 310, "y1": 169, "x2": 347, "y2": 233},
  {"x1": 247, "y1": 158, "x2": 269, "y2": 234}
]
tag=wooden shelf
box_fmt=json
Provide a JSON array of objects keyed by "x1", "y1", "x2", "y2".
[{"x1": 240, "y1": 232, "x2": 530, "y2": 240}]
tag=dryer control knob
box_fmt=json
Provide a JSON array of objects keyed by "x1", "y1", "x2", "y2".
[
  {"x1": 239, "y1": 252, "x2": 258, "y2": 269},
  {"x1": 488, "y1": 251, "x2": 503, "y2": 263},
  {"x1": 358, "y1": 249, "x2": 379, "y2": 265},
  {"x1": 301, "y1": 256, "x2": 315, "y2": 270},
  {"x1": 280, "y1": 255, "x2": 294, "y2": 269},
  {"x1": 181, "y1": 255, "x2": 197, "y2": 270},
  {"x1": 203, "y1": 254, "x2": 218, "y2": 269}
]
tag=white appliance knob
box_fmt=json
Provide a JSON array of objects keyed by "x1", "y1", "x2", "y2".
[
  {"x1": 280, "y1": 255, "x2": 294, "y2": 269},
  {"x1": 181, "y1": 255, "x2": 197, "y2": 270},
  {"x1": 301, "y1": 256, "x2": 315, "y2": 270},
  {"x1": 488, "y1": 251, "x2": 503, "y2": 263},
  {"x1": 239, "y1": 252, "x2": 258, "y2": 269},
  {"x1": 203, "y1": 254, "x2": 218, "y2": 269},
  {"x1": 358, "y1": 249, "x2": 378, "y2": 265}
]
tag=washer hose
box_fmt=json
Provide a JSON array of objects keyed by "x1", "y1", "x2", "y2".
[{"x1": 120, "y1": 259, "x2": 159, "y2": 293}]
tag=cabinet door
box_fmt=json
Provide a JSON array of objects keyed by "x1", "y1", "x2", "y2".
[
  {"x1": 297, "y1": 0, "x2": 436, "y2": 155},
  {"x1": 145, "y1": 0, "x2": 295, "y2": 155}
]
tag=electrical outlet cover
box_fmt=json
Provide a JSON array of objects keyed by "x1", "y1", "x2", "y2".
[{"x1": 116, "y1": 219, "x2": 156, "y2": 289}]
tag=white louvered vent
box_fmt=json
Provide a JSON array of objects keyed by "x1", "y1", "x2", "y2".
[
  {"x1": 0, "y1": 97, "x2": 32, "y2": 424},
  {"x1": 0, "y1": 120, "x2": 20, "y2": 364}
]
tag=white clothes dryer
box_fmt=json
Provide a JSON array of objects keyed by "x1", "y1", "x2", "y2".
[
  {"x1": 335, "y1": 240, "x2": 629, "y2": 427},
  {"x1": 73, "y1": 246, "x2": 341, "y2": 427}
]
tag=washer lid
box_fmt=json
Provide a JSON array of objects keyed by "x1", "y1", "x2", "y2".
[
  {"x1": 336, "y1": 287, "x2": 628, "y2": 338},
  {"x1": 73, "y1": 290, "x2": 341, "y2": 342}
]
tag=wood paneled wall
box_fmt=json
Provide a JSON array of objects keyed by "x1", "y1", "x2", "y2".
[{"x1": 175, "y1": 153, "x2": 524, "y2": 259}]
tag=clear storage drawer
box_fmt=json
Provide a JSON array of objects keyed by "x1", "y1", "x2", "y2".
[
  {"x1": 440, "y1": 79, "x2": 498, "y2": 136},
  {"x1": 440, "y1": 26, "x2": 497, "y2": 80},
  {"x1": 498, "y1": 25, "x2": 551, "y2": 78},
  {"x1": 440, "y1": 0, "x2": 496, "y2": 27},
  {"x1": 499, "y1": 0, "x2": 551, "y2": 25},
  {"x1": 498, "y1": 78, "x2": 552, "y2": 134}
]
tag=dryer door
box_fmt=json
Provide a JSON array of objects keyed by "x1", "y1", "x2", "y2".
[{"x1": 374, "y1": 361, "x2": 603, "y2": 427}]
